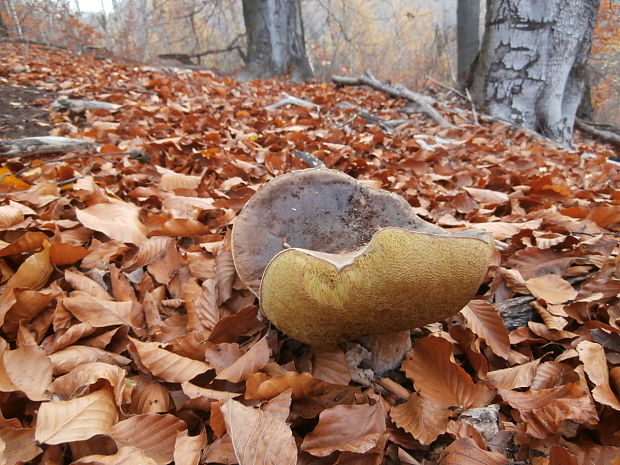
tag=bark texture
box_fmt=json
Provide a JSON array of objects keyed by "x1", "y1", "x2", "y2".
[
  {"x1": 457, "y1": 0, "x2": 480, "y2": 85},
  {"x1": 240, "y1": 0, "x2": 313, "y2": 81},
  {"x1": 471, "y1": 0, "x2": 600, "y2": 146}
]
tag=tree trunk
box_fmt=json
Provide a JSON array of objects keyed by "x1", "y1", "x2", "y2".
[
  {"x1": 240, "y1": 0, "x2": 313, "y2": 81},
  {"x1": 457, "y1": 0, "x2": 480, "y2": 86},
  {"x1": 470, "y1": 0, "x2": 600, "y2": 147},
  {"x1": 0, "y1": 3, "x2": 8, "y2": 37}
]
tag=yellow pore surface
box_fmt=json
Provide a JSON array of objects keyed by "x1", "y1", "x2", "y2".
[{"x1": 260, "y1": 227, "x2": 493, "y2": 345}]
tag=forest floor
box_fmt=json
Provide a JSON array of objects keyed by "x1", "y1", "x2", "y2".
[{"x1": 0, "y1": 42, "x2": 619, "y2": 465}]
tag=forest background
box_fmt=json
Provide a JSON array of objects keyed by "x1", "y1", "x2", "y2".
[{"x1": 1, "y1": 0, "x2": 618, "y2": 128}]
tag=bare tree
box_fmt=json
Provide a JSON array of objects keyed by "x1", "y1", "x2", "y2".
[
  {"x1": 456, "y1": 0, "x2": 480, "y2": 86},
  {"x1": 240, "y1": 0, "x2": 313, "y2": 80},
  {"x1": 470, "y1": 0, "x2": 600, "y2": 146}
]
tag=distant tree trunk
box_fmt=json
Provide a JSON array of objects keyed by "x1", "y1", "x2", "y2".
[
  {"x1": 470, "y1": 0, "x2": 600, "y2": 147},
  {"x1": 240, "y1": 0, "x2": 313, "y2": 81},
  {"x1": 0, "y1": 9, "x2": 8, "y2": 37},
  {"x1": 457, "y1": 0, "x2": 480, "y2": 86}
]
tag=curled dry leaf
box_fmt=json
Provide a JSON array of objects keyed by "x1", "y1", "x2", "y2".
[
  {"x1": 390, "y1": 392, "x2": 452, "y2": 445},
  {"x1": 0, "y1": 231, "x2": 47, "y2": 257},
  {"x1": 64, "y1": 269, "x2": 111, "y2": 300},
  {"x1": 438, "y1": 437, "x2": 508, "y2": 465},
  {"x1": 159, "y1": 171, "x2": 202, "y2": 192},
  {"x1": 245, "y1": 371, "x2": 331, "y2": 400},
  {"x1": 525, "y1": 274, "x2": 578, "y2": 304},
  {"x1": 401, "y1": 336, "x2": 494, "y2": 408},
  {"x1": 2, "y1": 344, "x2": 52, "y2": 400},
  {"x1": 0, "y1": 205, "x2": 24, "y2": 229},
  {"x1": 129, "y1": 375, "x2": 171, "y2": 414},
  {"x1": 463, "y1": 187, "x2": 509, "y2": 205},
  {"x1": 1, "y1": 288, "x2": 58, "y2": 336},
  {"x1": 76, "y1": 202, "x2": 147, "y2": 245},
  {"x1": 107, "y1": 413, "x2": 186, "y2": 465},
  {"x1": 49, "y1": 362, "x2": 126, "y2": 406},
  {"x1": 49, "y1": 241, "x2": 91, "y2": 266},
  {"x1": 461, "y1": 300, "x2": 511, "y2": 360},
  {"x1": 71, "y1": 446, "x2": 159, "y2": 465},
  {"x1": 128, "y1": 337, "x2": 210, "y2": 383},
  {"x1": 0, "y1": 426, "x2": 42, "y2": 465},
  {"x1": 499, "y1": 383, "x2": 598, "y2": 439},
  {"x1": 63, "y1": 292, "x2": 133, "y2": 327},
  {"x1": 485, "y1": 359, "x2": 541, "y2": 390},
  {"x1": 122, "y1": 237, "x2": 175, "y2": 272},
  {"x1": 221, "y1": 399, "x2": 297, "y2": 465},
  {"x1": 181, "y1": 381, "x2": 239, "y2": 403},
  {"x1": 173, "y1": 428, "x2": 206, "y2": 465},
  {"x1": 576, "y1": 340, "x2": 620, "y2": 410},
  {"x1": 215, "y1": 336, "x2": 270, "y2": 382},
  {"x1": 6, "y1": 245, "x2": 52, "y2": 290},
  {"x1": 311, "y1": 345, "x2": 351, "y2": 385},
  {"x1": 48, "y1": 346, "x2": 131, "y2": 376},
  {"x1": 35, "y1": 386, "x2": 118, "y2": 445},
  {"x1": 301, "y1": 402, "x2": 386, "y2": 456}
]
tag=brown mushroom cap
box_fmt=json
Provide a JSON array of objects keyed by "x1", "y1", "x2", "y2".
[
  {"x1": 260, "y1": 227, "x2": 494, "y2": 345},
  {"x1": 232, "y1": 168, "x2": 486, "y2": 294}
]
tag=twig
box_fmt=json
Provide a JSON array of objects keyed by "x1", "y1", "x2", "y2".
[
  {"x1": 332, "y1": 70, "x2": 456, "y2": 128},
  {"x1": 265, "y1": 93, "x2": 320, "y2": 110},
  {"x1": 426, "y1": 76, "x2": 468, "y2": 100}
]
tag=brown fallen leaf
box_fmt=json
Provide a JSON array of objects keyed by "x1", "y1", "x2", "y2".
[
  {"x1": 76, "y1": 202, "x2": 147, "y2": 244},
  {"x1": 107, "y1": 413, "x2": 186, "y2": 465},
  {"x1": 173, "y1": 427, "x2": 206, "y2": 465},
  {"x1": 128, "y1": 374, "x2": 171, "y2": 414},
  {"x1": 71, "y1": 446, "x2": 158, "y2": 465},
  {"x1": 48, "y1": 346, "x2": 131, "y2": 376},
  {"x1": 576, "y1": 340, "x2": 620, "y2": 410},
  {"x1": 2, "y1": 344, "x2": 52, "y2": 400},
  {"x1": 461, "y1": 300, "x2": 511, "y2": 360},
  {"x1": 215, "y1": 336, "x2": 270, "y2": 382},
  {"x1": 485, "y1": 359, "x2": 541, "y2": 390},
  {"x1": 221, "y1": 399, "x2": 297, "y2": 465},
  {"x1": 311, "y1": 344, "x2": 351, "y2": 385},
  {"x1": 49, "y1": 362, "x2": 126, "y2": 406},
  {"x1": 499, "y1": 383, "x2": 598, "y2": 439},
  {"x1": 525, "y1": 274, "x2": 578, "y2": 304},
  {"x1": 438, "y1": 437, "x2": 508, "y2": 465},
  {"x1": 246, "y1": 371, "x2": 331, "y2": 400},
  {"x1": 128, "y1": 337, "x2": 210, "y2": 383},
  {"x1": 0, "y1": 231, "x2": 47, "y2": 257},
  {"x1": 301, "y1": 402, "x2": 386, "y2": 456},
  {"x1": 0, "y1": 425, "x2": 42, "y2": 465},
  {"x1": 390, "y1": 392, "x2": 452, "y2": 445},
  {"x1": 49, "y1": 241, "x2": 91, "y2": 265},
  {"x1": 401, "y1": 336, "x2": 495, "y2": 408},
  {"x1": 6, "y1": 245, "x2": 52, "y2": 290},
  {"x1": 63, "y1": 292, "x2": 133, "y2": 327},
  {"x1": 35, "y1": 386, "x2": 118, "y2": 445}
]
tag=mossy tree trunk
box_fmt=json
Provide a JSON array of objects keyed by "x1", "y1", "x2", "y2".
[
  {"x1": 470, "y1": 0, "x2": 600, "y2": 146},
  {"x1": 239, "y1": 0, "x2": 313, "y2": 81}
]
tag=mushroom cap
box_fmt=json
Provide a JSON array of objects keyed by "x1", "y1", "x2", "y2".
[
  {"x1": 260, "y1": 227, "x2": 494, "y2": 345},
  {"x1": 232, "y1": 168, "x2": 486, "y2": 294}
]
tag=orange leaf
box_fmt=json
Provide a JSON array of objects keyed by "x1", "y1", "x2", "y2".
[
  {"x1": 49, "y1": 241, "x2": 90, "y2": 265},
  {"x1": 301, "y1": 403, "x2": 386, "y2": 456},
  {"x1": 0, "y1": 167, "x2": 29, "y2": 190},
  {"x1": 6, "y1": 246, "x2": 52, "y2": 290},
  {"x1": 438, "y1": 437, "x2": 508, "y2": 465},
  {"x1": 461, "y1": 300, "x2": 511, "y2": 360},
  {"x1": 221, "y1": 399, "x2": 297, "y2": 465},
  {"x1": 215, "y1": 336, "x2": 270, "y2": 383},
  {"x1": 401, "y1": 336, "x2": 494, "y2": 408},
  {"x1": 0, "y1": 231, "x2": 47, "y2": 257},
  {"x1": 245, "y1": 371, "x2": 331, "y2": 400},
  {"x1": 0, "y1": 426, "x2": 41, "y2": 464},
  {"x1": 390, "y1": 392, "x2": 452, "y2": 445}
]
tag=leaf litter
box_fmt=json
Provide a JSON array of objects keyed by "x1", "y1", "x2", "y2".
[{"x1": 0, "y1": 43, "x2": 619, "y2": 464}]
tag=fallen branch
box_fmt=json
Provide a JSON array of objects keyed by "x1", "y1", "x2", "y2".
[
  {"x1": 337, "y1": 101, "x2": 409, "y2": 132},
  {"x1": 291, "y1": 150, "x2": 326, "y2": 168},
  {"x1": 576, "y1": 119, "x2": 620, "y2": 148},
  {"x1": 0, "y1": 136, "x2": 97, "y2": 158},
  {"x1": 265, "y1": 93, "x2": 319, "y2": 110},
  {"x1": 332, "y1": 70, "x2": 456, "y2": 128},
  {"x1": 52, "y1": 98, "x2": 121, "y2": 114}
]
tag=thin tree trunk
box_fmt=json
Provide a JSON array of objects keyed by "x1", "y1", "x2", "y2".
[
  {"x1": 470, "y1": 0, "x2": 600, "y2": 147},
  {"x1": 457, "y1": 0, "x2": 480, "y2": 86},
  {"x1": 240, "y1": 0, "x2": 313, "y2": 81},
  {"x1": 5, "y1": 0, "x2": 22, "y2": 38}
]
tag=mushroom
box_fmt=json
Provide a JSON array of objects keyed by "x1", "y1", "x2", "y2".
[{"x1": 232, "y1": 169, "x2": 494, "y2": 368}]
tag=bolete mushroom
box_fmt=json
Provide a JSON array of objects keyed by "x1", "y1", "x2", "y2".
[{"x1": 232, "y1": 169, "x2": 493, "y2": 347}]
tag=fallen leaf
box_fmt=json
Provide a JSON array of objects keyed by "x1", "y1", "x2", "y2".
[
  {"x1": 525, "y1": 274, "x2": 578, "y2": 304},
  {"x1": 222, "y1": 399, "x2": 297, "y2": 465},
  {"x1": 301, "y1": 403, "x2": 386, "y2": 456},
  {"x1": 576, "y1": 340, "x2": 620, "y2": 410},
  {"x1": 390, "y1": 392, "x2": 452, "y2": 445},
  {"x1": 35, "y1": 387, "x2": 118, "y2": 444},
  {"x1": 461, "y1": 300, "x2": 511, "y2": 360},
  {"x1": 76, "y1": 202, "x2": 147, "y2": 244},
  {"x1": 438, "y1": 437, "x2": 508, "y2": 465}
]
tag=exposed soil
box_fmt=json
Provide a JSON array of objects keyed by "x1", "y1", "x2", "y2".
[{"x1": 0, "y1": 84, "x2": 54, "y2": 139}]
